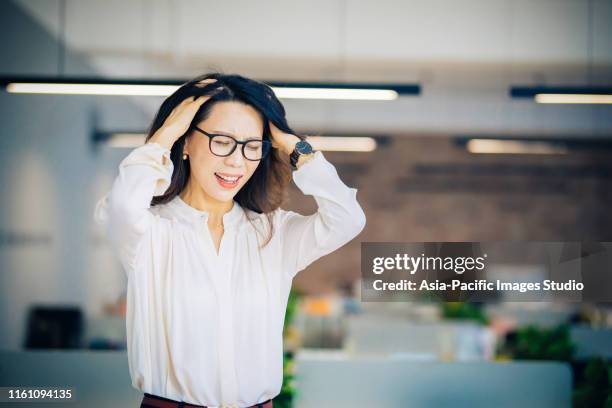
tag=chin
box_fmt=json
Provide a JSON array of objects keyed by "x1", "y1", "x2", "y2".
[{"x1": 210, "y1": 189, "x2": 239, "y2": 203}]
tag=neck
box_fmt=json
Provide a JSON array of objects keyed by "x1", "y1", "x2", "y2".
[{"x1": 179, "y1": 182, "x2": 233, "y2": 227}]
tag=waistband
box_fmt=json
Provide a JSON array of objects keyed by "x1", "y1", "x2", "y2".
[{"x1": 141, "y1": 393, "x2": 273, "y2": 408}]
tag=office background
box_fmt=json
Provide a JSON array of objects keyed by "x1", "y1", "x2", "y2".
[{"x1": 1, "y1": 1, "x2": 611, "y2": 407}]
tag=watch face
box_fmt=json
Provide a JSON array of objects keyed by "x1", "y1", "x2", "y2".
[{"x1": 296, "y1": 140, "x2": 313, "y2": 154}]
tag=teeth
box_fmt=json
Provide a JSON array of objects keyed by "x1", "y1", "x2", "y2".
[{"x1": 216, "y1": 173, "x2": 239, "y2": 183}]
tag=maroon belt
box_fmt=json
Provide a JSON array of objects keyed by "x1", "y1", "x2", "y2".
[{"x1": 141, "y1": 393, "x2": 273, "y2": 408}]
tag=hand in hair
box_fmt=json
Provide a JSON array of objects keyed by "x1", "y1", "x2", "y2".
[
  {"x1": 148, "y1": 79, "x2": 222, "y2": 150},
  {"x1": 268, "y1": 120, "x2": 303, "y2": 156}
]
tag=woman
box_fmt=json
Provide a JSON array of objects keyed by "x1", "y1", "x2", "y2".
[{"x1": 94, "y1": 72, "x2": 366, "y2": 408}]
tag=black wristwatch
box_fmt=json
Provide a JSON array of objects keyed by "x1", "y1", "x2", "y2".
[{"x1": 290, "y1": 139, "x2": 314, "y2": 169}]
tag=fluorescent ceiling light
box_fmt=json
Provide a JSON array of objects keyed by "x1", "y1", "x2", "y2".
[
  {"x1": 102, "y1": 132, "x2": 377, "y2": 152},
  {"x1": 2, "y1": 77, "x2": 418, "y2": 100},
  {"x1": 271, "y1": 87, "x2": 397, "y2": 100},
  {"x1": 308, "y1": 136, "x2": 377, "y2": 151},
  {"x1": 511, "y1": 86, "x2": 612, "y2": 105},
  {"x1": 534, "y1": 94, "x2": 612, "y2": 104},
  {"x1": 6, "y1": 83, "x2": 177, "y2": 96},
  {"x1": 466, "y1": 139, "x2": 567, "y2": 154},
  {"x1": 107, "y1": 133, "x2": 147, "y2": 147}
]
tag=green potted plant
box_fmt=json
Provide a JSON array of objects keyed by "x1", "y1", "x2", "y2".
[{"x1": 275, "y1": 289, "x2": 302, "y2": 408}]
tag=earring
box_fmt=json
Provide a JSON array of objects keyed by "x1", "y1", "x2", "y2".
[{"x1": 183, "y1": 153, "x2": 188, "y2": 160}]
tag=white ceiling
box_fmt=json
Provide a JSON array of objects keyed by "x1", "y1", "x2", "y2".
[{"x1": 12, "y1": 0, "x2": 612, "y2": 136}]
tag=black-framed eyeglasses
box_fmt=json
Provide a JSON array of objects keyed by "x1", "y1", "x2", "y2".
[{"x1": 191, "y1": 125, "x2": 271, "y2": 161}]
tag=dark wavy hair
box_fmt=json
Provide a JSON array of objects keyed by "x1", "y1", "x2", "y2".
[{"x1": 145, "y1": 72, "x2": 305, "y2": 248}]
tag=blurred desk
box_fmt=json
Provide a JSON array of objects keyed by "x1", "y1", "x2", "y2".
[
  {"x1": 345, "y1": 316, "x2": 494, "y2": 360},
  {"x1": 0, "y1": 350, "x2": 140, "y2": 407},
  {"x1": 294, "y1": 350, "x2": 572, "y2": 408},
  {"x1": 0, "y1": 349, "x2": 574, "y2": 407},
  {"x1": 485, "y1": 303, "x2": 576, "y2": 327}
]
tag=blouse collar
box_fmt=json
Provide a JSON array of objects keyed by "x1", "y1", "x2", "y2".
[{"x1": 168, "y1": 195, "x2": 244, "y2": 228}]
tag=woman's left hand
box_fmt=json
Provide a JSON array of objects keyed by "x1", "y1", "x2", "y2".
[{"x1": 269, "y1": 121, "x2": 301, "y2": 156}]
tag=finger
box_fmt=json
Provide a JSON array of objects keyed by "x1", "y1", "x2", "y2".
[
  {"x1": 177, "y1": 96, "x2": 196, "y2": 107},
  {"x1": 180, "y1": 96, "x2": 210, "y2": 120},
  {"x1": 190, "y1": 87, "x2": 224, "y2": 106},
  {"x1": 197, "y1": 83, "x2": 222, "y2": 96},
  {"x1": 166, "y1": 97, "x2": 194, "y2": 119},
  {"x1": 169, "y1": 96, "x2": 195, "y2": 115},
  {"x1": 195, "y1": 78, "x2": 217, "y2": 88},
  {"x1": 268, "y1": 121, "x2": 279, "y2": 134},
  {"x1": 176, "y1": 96, "x2": 205, "y2": 113},
  {"x1": 189, "y1": 95, "x2": 211, "y2": 108},
  {"x1": 196, "y1": 94, "x2": 210, "y2": 102},
  {"x1": 195, "y1": 81, "x2": 224, "y2": 96}
]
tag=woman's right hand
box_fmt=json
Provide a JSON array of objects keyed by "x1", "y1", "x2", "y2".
[{"x1": 148, "y1": 79, "x2": 222, "y2": 150}]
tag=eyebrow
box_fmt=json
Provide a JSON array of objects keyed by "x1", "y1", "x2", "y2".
[{"x1": 210, "y1": 129, "x2": 263, "y2": 141}]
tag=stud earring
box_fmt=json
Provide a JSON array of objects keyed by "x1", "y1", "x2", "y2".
[{"x1": 183, "y1": 153, "x2": 189, "y2": 160}]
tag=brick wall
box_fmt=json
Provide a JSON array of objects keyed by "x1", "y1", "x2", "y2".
[{"x1": 286, "y1": 135, "x2": 612, "y2": 293}]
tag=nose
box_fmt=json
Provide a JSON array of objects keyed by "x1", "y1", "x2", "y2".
[{"x1": 224, "y1": 145, "x2": 245, "y2": 168}]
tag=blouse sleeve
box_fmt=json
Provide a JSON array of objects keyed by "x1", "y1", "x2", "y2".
[
  {"x1": 279, "y1": 150, "x2": 366, "y2": 280},
  {"x1": 93, "y1": 142, "x2": 173, "y2": 273}
]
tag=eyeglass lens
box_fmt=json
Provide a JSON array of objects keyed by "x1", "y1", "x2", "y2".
[{"x1": 210, "y1": 135, "x2": 268, "y2": 160}]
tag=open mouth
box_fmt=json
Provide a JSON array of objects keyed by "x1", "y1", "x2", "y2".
[{"x1": 214, "y1": 172, "x2": 242, "y2": 188}]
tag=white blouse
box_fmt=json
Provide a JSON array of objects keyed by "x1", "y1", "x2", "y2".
[{"x1": 93, "y1": 142, "x2": 366, "y2": 407}]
